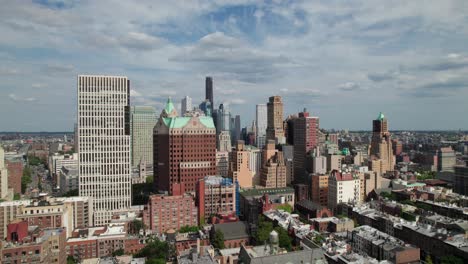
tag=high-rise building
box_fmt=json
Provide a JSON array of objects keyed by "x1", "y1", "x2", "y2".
[
  {"x1": 437, "y1": 147, "x2": 456, "y2": 172},
  {"x1": 216, "y1": 103, "x2": 231, "y2": 134},
  {"x1": 216, "y1": 151, "x2": 229, "y2": 177},
  {"x1": 310, "y1": 174, "x2": 328, "y2": 207},
  {"x1": 369, "y1": 112, "x2": 395, "y2": 175},
  {"x1": 260, "y1": 140, "x2": 287, "y2": 188},
  {"x1": 293, "y1": 110, "x2": 319, "y2": 184},
  {"x1": 233, "y1": 115, "x2": 241, "y2": 143},
  {"x1": 229, "y1": 141, "x2": 254, "y2": 188},
  {"x1": 199, "y1": 99, "x2": 213, "y2": 116},
  {"x1": 5, "y1": 159, "x2": 22, "y2": 195},
  {"x1": 266, "y1": 96, "x2": 285, "y2": 144},
  {"x1": 217, "y1": 131, "x2": 232, "y2": 152},
  {"x1": 454, "y1": 164, "x2": 468, "y2": 195},
  {"x1": 77, "y1": 75, "x2": 131, "y2": 226},
  {"x1": 130, "y1": 106, "x2": 157, "y2": 168},
  {"x1": 181, "y1": 96, "x2": 192, "y2": 115},
  {"x1": 206, "y1": 76, "x2": 214, "y2": 107},
  {"x1": 0, "y1": 146, "x2": 9, "y2": 199},
  {"x1": 153, "y1": 98, "x2": 217, "y2": 194},
  {"x1": 256, "y1": 104, "x2": 267, "y2": 149}
]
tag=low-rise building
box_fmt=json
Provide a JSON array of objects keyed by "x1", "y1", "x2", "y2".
[
  {"x1": 196, "y1": 176, "x2": 236, "y2": 225},
  {"x1": 211, "y1": 221, "x2": 250, "y2": 248},
  {"x1": 348, "y1": 225, "x2": 420, "y2": 264}
]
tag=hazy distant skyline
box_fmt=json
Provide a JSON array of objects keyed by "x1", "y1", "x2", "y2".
[{"x1": 1, "y1": 0, "x2": 468, "y2": 131}]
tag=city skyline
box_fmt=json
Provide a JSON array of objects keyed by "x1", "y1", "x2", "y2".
[{"x1": 1, "y1": 1, "x2": 468, "y2": 131}]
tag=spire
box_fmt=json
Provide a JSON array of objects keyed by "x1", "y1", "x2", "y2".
[
  {"x1": 377, "y1": 112, "x2": 385, "y2": 121},
  {"x1": 161, "y1": 97, "x2": 178, "y2": 118}
]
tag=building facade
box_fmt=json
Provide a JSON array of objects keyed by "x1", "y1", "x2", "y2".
[
  {"x1": 310, "y1": 174, "x2": 328, "y2": 207},
  {"x1": 293, "y1": 111, "x2": 319, "y2": 184},
  {"x1": 205, "y1": 77, "x2": 214, "y2": 107},
  {"x1": 143, "y1": 193, "x2": 198, "y2": 234},
  {"x1": 130, "y1": 106, "x2": 157, "y2": 169},
  {"x1": 260, "y1": 140, "x2": 287, "y2": 188},
  {"x1": 153, "y1": 98, "x2": 217, "y2": 194},
  {"x1": 256, "y1": 104, "x2": 267, "y2": 149},
  {"x1": 196, "y1": 176, "x2": 236, "y2": 225},
  {"x1": 77, "y1": 75, "x2": 132, "y2": 226},
  {"x1": 328, "y1": 170, "x2": 361, "y2": 209},
  {"x1": 229, "y1": 141, "x2": 254, "y2": 188},
  {"x1": 181, "y1": 96, "x2": 192, "y2": 115},
  {"x1": 369, "y1": 112, "x2": 395, "y2": 175},
  {"x1": 266, "y1": 96, "x2": 285, "y2": 144},
  {"x1": 0, "y1": 147, "x2": 9, "y2": 199}
]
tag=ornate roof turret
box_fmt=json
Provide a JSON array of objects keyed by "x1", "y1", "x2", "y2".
[
  {"x1": 161, "y1": 97, "x2": 178, "y2": 118},
  {"x1": 377, "y1": 112, "x2": 385, "y2": 121}
]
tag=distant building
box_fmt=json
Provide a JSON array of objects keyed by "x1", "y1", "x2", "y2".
[
  {"x1": 59, "y1": 165, "x2": 78, "y2": 194},
  {"x1": 260, "y1": 140, "x2": 287, "y2": 188},
  {"x1": 143, "y1": 191, "x2": 197, "y2": 234},
  {"x1": 293, "y1": 110, "x2": 319, "y2": 184},
  {"x1": 5, "y1": 158, "x2": 22, "y2": 195},
  {"x1": 153, "y1": 98, "x2": 217, "y2": 194},
  {"x1": 454, "y1": 165, "x2": 468, "y2": 195},
  {"x1": 0, "y1": 147, "x2": 9, "y2": 199},
  {"x1": 206, "y1": 77, "x2": 214, "y2": 107},
  {"x1": 310, "y1": 174, "x2": 329, "y2": 207},
  {"x1": 229, "y1": 141, "x2": 255, "y2": 188},
  {"x1": 181, "y1": 96, "x2": 192, "y2": 115},
  {"x1": 437, "y1": 147, "x2": 456, "y2": 172},
  {"x1": 130, "y1": 106, "x2": 157, "y2": 169},
  {"x1": 196, "y1": 176, "x2": 236, "y2": 225},
  {"x1": 216, "y1": 151, "x2": 229, "y2": 177},
  {"x1": 327, "y1": 154, "x2": 342, "y2": 172},
  {"x1": 266, "y1": 96, "x2": 285, "y2": 144},
  {"x1": 256, "y1": 104, "x2": 267, "y2": 149},
  {"x1": 217, "y1": 131, "x2": 232, "y2": 152},
  {"x1": 369, "y1": 112, "x2": 395, "y2": 175},
  {"x1": 295, "y1": 200, "x2": 333, "y2": 219}
]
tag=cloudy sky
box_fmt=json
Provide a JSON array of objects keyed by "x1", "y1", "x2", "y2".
[{"x1": 1, "y1": 0, "x2": 468, "y2": 131}]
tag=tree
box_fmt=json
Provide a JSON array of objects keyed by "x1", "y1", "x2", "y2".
[
  {"x1": 274, "y1": 227, "x2": 292, "y2": 251},
  {"x1": 135, "y1": 238, "x2": 171, "y2": 263},
  {"x1": 129, "y1": 219, "x2": 145, "y2": 235},
  {"x1": 13, "y1": 193, "x2": 20, "y2": 200},
  {"x1": 179, "y1": 225, "x2": 199, "y2": 233},
  {"x1": 212, "y1": 230, "x2": 225, "y2": 249},
  {"x1": 67, "y1": 256, "x2": 77, "y2": 264},
  {"x1": 21, "y1": 166, "x2": 32, "y2": 193},
  {"x1": 63, "y1": 189, "x2": 79, "y2": 197},
  {"x1": 255, "y1": 215, "x2": 273, "y2": 245},
  {"x1": 440, "y1": 255, "x2": 464, "y2": 264},
  {"x1": 425, "y1": 255, "x2": 433, "y2": 264},
  {"x1": 112, "y1": 248, "x2": 124, "y2": 256}
]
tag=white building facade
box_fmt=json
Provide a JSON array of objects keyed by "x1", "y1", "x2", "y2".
[
  {"x1": 328, "y1": 170, "x2": 361, "y2": 209},
  {"x1": 77, "y1": 75, "x2": 132, "y2": 226}
]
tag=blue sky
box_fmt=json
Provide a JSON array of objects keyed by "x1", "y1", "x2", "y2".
[{"x1": 1, "y1": 0, "x2": 468, "y2": 131}]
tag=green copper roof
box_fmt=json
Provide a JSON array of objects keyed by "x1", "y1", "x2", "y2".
[
  {"x1": 377, "y1": 112, "x2": 385, "y2": 120},
  {"x1": 164, "y1": 97, "x2": 175, "y2": 114},
  {"x1": 162, "y1": 116, "x2": 215, "y2": 129}
]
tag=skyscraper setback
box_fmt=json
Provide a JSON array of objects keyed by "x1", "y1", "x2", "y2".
[
  {"x1": 205, "y1": 76, "x2": 214, "y2": 107},
  {"x1": 77, "y1": 75, "x2": 132, "y2": 225},
  {"x1": 266, "y1": 96, "x2": 285, "y2": 144},
  {"x1": 369, "y1": 112, "x2": 395, "y2": 175}
]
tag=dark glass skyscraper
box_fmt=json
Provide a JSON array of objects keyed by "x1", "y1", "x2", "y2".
[{"x1": 205, "y1": 76, "x2": 213, "y2": 107}]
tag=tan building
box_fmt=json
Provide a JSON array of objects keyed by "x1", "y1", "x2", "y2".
[
  {"x1": 310, "y1": 174, "x2": 328, "y2": 207},
  {"x1": 229, "y1": 141, "x2": 255, "y2": 188},
  {"x1": 260, "y1": 140, "x2": 287, "y2": 188},
  {"x1": 0, "y1": 196, "x2": 93, "y2": 239},
  {"x1": 196, "y1": 176, "x2": 236, "y2": 225},
  {"x1": 358, "y1": 171, "x2": 382, "y2": 201},
  {"x1": 0, "y1": 146, "x2": 10, "y2": 200},
  {"x1": 266, "y1": 96, "x2": 285, "y2": 144},
  {"x1": 369, "y1": 112, "x2": 395, "y2": 174}
]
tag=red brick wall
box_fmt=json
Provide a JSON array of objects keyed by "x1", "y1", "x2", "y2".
[
  {"x1": 224, "y1": 238, "x2": 249, "y2": 248},
  {"x1": 6, "y1": 160, "x2": 22, "y2": 194}
]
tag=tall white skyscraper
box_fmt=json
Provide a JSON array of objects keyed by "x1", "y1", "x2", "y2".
[
  {"x1": 0, "y1": 146, "x2": 8, "y2": 199},
  {"x1": 130, "y1": 106, "x2": 157, "y2": 168},
  {"x1": 181, "y1": 96, "x2": 192, "y2": 115},
  {"x1": 77, "y1": 75, "x2": 132, "y2": 226},
  {"x1": 256, "y1": 104, "x2": 267, "y2": 149}
]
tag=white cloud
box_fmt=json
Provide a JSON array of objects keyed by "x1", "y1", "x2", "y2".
[{"x1": 9, "y1": 94, "x2": 37, "y2": 102}]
